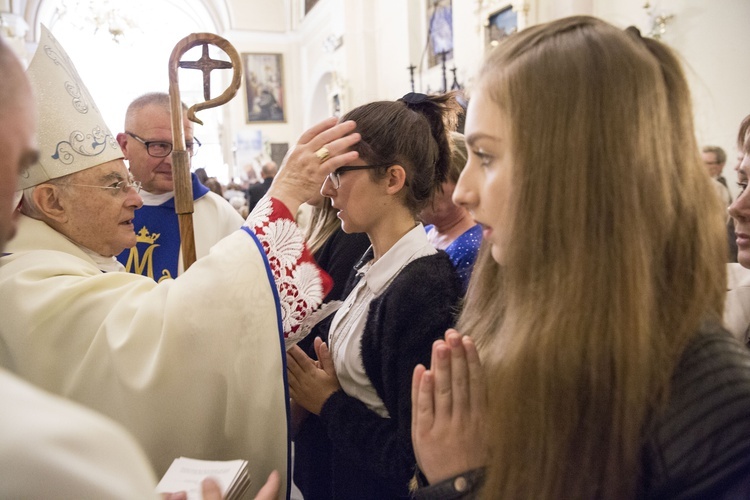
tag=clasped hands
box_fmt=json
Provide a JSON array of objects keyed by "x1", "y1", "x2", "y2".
[
  {"x1": 411, "y1": 329, "x2": 489, "y2": 485},
  {"x1": 287, "y1": 337, "x2": 341, "y2": 415}
]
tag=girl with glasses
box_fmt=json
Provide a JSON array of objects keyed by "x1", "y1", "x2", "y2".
[{"x1": 287, "y1": 92, "x2": 463, "y2": 499}]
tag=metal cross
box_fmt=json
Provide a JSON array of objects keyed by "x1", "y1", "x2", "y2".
[
  {"x1": 179, "y1": 43, "x2": 233, "y2": 101},
  {"x1": 407, "y1": 64, "x2": 417, "y2": 93}
]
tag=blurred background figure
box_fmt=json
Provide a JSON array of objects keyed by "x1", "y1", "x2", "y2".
[
  {"x1": 195, "y1": 167, "x2": 209, "y2": 186},
  {"x1": 246, "y1": 160, "x2": 277, "y2": 211},
  {"x1": 703, "y1": 145, "x2": 732, "y2": 206},
  {"x1": 204, "y1": 177, "x2": 223, "y2": 197},
  {"x1": 420, "y1": 131, "x2": 482, "y2": 293}
]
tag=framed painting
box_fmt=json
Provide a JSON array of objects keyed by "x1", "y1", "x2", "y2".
[
  {"x1": 304, "y1": 0, "x2": 321, "y2": 15},
  {"x1": 243, "y1": 53, "x2": 286, "y2": 123},
  {"x1": 486, "y1": 6, "x2": 518, "y2": 51},
  {"x1": 426, "y1": 0, "x2": 453, "y2": 68}
]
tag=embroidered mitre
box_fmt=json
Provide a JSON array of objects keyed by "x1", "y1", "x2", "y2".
[{"x1": 18, "y1": 25, "x2": 122, "y2": 190}]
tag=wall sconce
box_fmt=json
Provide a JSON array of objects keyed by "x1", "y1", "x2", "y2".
[
  {"x1": 643, "y1": 2, "x2": 674, "y2": 39},
  {"x1": 323, "y1": 34, "x2": 343, "y2": 53}
]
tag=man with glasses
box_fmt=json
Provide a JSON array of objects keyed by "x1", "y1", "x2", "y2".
[
  {"x1": 116, "y1": 92, "x2": 243, "y2": 281},
  {"x1": 702, "y1": 145, "x2": 732, "y2": 206}
]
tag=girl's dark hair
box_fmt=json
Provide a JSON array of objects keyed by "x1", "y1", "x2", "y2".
[{"x1": 341, "y1": 91, "x2": 461, "y2": 214}]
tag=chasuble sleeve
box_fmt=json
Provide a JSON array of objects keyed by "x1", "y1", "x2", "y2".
[{"x1": 245, "y1": 195, "x2": 334, "y2": 346}]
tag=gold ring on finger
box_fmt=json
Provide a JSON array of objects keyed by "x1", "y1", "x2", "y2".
[{"x1": 315, "y1": 147, "x2": 330, "y2": 162}]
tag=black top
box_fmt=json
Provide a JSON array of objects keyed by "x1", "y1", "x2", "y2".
[
  {"x1": 245, "y1": 177, "x2": 273, "y2": 211},
  {"x1": 319, "y1": 251, "x2": 462, "y2": 499},
  {"x1": 293, "y1": 228, "x2": 371, "y2": 500}
]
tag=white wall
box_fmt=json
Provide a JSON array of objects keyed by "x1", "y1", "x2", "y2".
[
  {"x1": 594, "y1": 0, "x2": 750, "y2": 195},
  {"x1": 202, "y1": 0, "x2": 750, "y2": 185}
]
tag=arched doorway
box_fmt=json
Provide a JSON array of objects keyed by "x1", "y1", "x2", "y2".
[{"x1": 31, "y1": 0, "x2": 237, "y2": 182}]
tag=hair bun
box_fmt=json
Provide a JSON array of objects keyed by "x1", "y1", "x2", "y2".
[{"x1": 400, "y1": 92, "x2": 430, "y2": 106}]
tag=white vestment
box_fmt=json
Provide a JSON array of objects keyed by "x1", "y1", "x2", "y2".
[
  {"x1": 0, "y1": 367, "x2": 158, "y2": 498},
  {"x1": 0, "y1": 201, "x2": 317, "y2": 498}
]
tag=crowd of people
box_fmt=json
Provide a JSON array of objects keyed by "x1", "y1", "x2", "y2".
[{"x1": 2, "y1": 14, "x2": 750, "y2": 500}]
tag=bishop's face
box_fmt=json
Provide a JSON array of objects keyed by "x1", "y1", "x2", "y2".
[{"x1": 58, "y1": 160, "x2": 143, "y2": 257}]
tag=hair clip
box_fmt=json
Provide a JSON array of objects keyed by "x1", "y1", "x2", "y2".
[{"x1": 400, "y1": 92, "x2": 430, "y2": 105}]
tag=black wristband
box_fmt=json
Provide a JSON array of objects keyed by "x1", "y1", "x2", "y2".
[{"x1": 413, "y1": 467, "x2": 486, "y2": 499}]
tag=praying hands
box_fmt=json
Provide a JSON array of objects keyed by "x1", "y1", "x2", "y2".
[
  {"x1": 411, "y1": 330, "x2": 489, "y2": 485},
  {"x1": 287, "y1": 337, "x2": 342, "y2": 415}
]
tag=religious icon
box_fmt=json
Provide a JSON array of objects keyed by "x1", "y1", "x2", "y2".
[
  {"x1": 426, "y1": 0, "x2": 453, "y2": 69},
  {"x1": 243, "y1": 53, "x2": 286, "y2": 123}
]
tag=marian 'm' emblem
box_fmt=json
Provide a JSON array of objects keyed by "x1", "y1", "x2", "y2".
[{"x1": 125, "y1": 227, "x2": 173, "y2": 282}]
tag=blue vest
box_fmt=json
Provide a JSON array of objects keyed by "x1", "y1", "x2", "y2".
[{"x1": 116, "y1": 173, "x2": 209, "y2": 281}]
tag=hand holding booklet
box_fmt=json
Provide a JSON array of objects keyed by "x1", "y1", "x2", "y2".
[{"x1": 156, "y1": 457, "x2": 251, "y2": 500}]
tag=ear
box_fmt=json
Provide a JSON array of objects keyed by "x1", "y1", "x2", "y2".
[
  {"x1": 33, "y1": 183, "x2": 69, "y2": 223},
  {"x1": 384, "y1": 164, "x2": 407, "y2": 195},
  {"x1": 116, "y1": 132, "x2": 130, "y2": 159}
]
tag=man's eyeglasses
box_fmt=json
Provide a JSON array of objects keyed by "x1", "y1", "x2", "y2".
[
  {"x1": 126, "y1": 132, "x2": 201, "y2": 158},
  {"x1": 68, "y1": 179, "x2": 142, "y2": 196},
  {"x1": 328, "y1": 164, "x2": 392, "y2": 189}
]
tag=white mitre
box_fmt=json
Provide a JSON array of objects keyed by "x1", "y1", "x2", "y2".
[{"x1": 18, "y1": 25, "x2": 122, "y2": 190}]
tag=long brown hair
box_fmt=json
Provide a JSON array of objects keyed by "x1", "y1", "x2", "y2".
[
  {"x1": 458, "y1": 16, "x2": 726, "y2": 498},
  {"x1": 304, "y1": 201, "x2": 340, "y2": 255}
]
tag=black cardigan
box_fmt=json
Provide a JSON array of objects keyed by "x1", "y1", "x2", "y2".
[
  {"x1": 318, "y1": 250, "x2": 462, "y2": 499},
  {"x1": 293, "y1": 229, "x2": 371, "y2": 500}
]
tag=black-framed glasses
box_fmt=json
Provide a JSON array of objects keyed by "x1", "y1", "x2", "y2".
[
  {"x1": 328, "y1": 163, "x2": 392, "y2": 189},
  {"x1": 126, "y1": 132, "x2": 201, "y2": 158},
  {"x1": 68, "y1": 179, "x2": 142, "y2": 196}
]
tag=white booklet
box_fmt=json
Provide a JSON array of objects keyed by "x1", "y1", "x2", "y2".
[{"x1": 155, "y1": 457, "x2": 251, "y2": 500}]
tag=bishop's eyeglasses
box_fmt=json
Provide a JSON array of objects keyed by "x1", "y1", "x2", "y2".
[
  {"x1": 67, "y1": 178, "x2": 142, "y2": 196},
  {"x1": 126, "y1": 131, "x2": 201, "y2": 158}
]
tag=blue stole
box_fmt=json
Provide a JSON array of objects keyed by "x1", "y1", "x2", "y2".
[{"x1": 116, "y1": 174, "x2": 209, "y2": 281}]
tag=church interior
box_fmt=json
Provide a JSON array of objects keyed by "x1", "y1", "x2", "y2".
[
  {"x1": 2, "y1": 0, "x2": 748, "y2": 192},
  {"x1": 4, "y1": 1, "x2": 750, "y2": 498}
]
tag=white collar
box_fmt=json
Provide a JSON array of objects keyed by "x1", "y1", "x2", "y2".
[
  {"x1": 139, "y1": 189, "x2": 174, "y2": 206},
  {"x1": 77, "y1": 244, "x2": 126, "y2": 273},
  {"x1": 358, "y1": 223, "x2": 436, "y2": 293}
]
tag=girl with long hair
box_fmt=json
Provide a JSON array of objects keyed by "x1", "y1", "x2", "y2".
[{"x1": 411, "y1": 16, "x2": 750, "y2": 499}]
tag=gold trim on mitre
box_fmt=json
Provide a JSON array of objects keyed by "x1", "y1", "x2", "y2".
[{"x1": 18, "y1": 25, "x2": 123, "y2": 190}]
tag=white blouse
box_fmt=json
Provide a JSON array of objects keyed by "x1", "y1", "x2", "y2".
[{"x1": 328, "y1": 224, "x2": 436, "y2": 417}]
